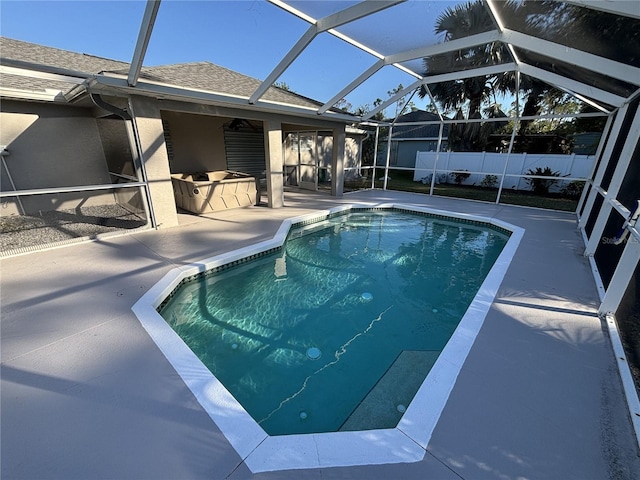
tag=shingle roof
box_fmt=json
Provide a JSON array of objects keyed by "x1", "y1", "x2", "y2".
[
  {"x1": 1, "y1": 37, "x2": 130, "y2": 94},
  {"x1": 106, "y1": 62, "x2": 322, "y2": 109},
  {"x1": 0, "y1": 37, "x2": 324, "y2": 110},
  {"x1": 1, "y1": 37, "x2": 130, "y2": 73},
  {"x1": 0, "y1": 72, "x2": 75, "y2": 94}
]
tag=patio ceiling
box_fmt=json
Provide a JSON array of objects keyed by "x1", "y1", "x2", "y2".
[{"x1": 125, "y1": 0, "x2": 640, "y2": 122}]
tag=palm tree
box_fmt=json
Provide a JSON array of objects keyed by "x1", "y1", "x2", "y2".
[
  {"x1": 495, "y1": 71, "x2": 552, "y2": 136},
  {"x1": 419, "y1": 0, "x2": 617, "y2": 152},
  {"x1": 418, "y1": 0, "x2": 511, "y2": 151}
]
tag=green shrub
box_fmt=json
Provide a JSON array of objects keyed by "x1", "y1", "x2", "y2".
[
  {"x1": 560, "y1": 180, "x2": 585, "y2": 198},
  {"x1": 524, "y1": 167, "x2": 560, "y2": 194},
  {"x1": 480, "y1": 174, "x2": 498, "y2": 189},
  {"x1": 449, "y1": 170, "x2": 471, "y2": 185}
]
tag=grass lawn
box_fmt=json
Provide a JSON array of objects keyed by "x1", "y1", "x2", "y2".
[{"x1": 347, "y1": 171, "x2": 580, "y2": 212}]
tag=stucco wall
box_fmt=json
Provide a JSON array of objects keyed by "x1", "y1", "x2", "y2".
[
  {"x1": 95, "y1": 115, "x2": 145, "y2": 215},
  {"x1": 129, "y1": 96, "x2": 178, "y2": 228},
  {"x1": 0, "y1": 100, "x2": 114, "y2": 215},
  {"x1": 96, "y1": 116, "x2": 135, "y2": 178},
  {"x1": 1, "y1": 91, "x2": 358, "y2": 227},
  {"x1": 161, "y1": 111, "x2": 227, "y2": 173},
  {"x1": 345, "y1": 136, "x2": 361, "y2": 170},
  {"x1": 283, "y1": 132, "x2": 361, "y2": 183}
]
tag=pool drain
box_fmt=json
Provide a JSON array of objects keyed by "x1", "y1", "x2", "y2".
[
  {"x1": 306, "y1": 347, "x2": 321, "y2": 360},
  {"x1": 396, "y1": 404, "x2": 407, "y2": 413},
  {"x1": 299, "y1": 411, "x2": 308, "y2": 420},
  {"x1": 361, "y1": 292, "x2": 373, "y2": 301}
]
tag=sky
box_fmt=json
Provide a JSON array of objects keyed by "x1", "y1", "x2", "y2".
[{"x1": 0, "y1": 0, "x2": 457, "y2": 115}]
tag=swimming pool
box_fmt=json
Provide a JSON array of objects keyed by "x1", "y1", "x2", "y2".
[
  {"x1": 158, "y1": 210, "x2": 509, "y2": 436},
  {"x1": 132, "y1": 203, "x2": 524, "y2": 472}
]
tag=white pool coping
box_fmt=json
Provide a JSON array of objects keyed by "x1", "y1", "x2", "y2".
[{"x1": 131, "y1": 203, "x2": 524, "y2": 473}]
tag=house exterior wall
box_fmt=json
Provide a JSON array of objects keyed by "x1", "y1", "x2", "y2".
[
  {"x1": 376, "y1": 140, "x2": 441, "y2": 169},
  {"x1": 96, "y1": 116, "x2": 136, "y2": 178},
  {"x1": 149, "y1": 101, "x2": 352, "y2": 195},
  {"x1": 346, "y1": 136, "x2": 361, "y2": 170},
  {"x1": 129, "y1": 95, "x2": 178, "y2": 229},
  {"x1": 397, "y1": 140, "x2": 440, "y2": 169},
  {"x1": 313, "y1": 134, "x2": 360, "y2": 171},
  {"x1": 283, "y1": 132, "x2": 362, "y2": 184},
  {"x1": 161, "y1": 111, "x2": 228, "y2": 173},
  {"x1": 95, "y1": 115, "x2": 146, "y2": 216},
  {"x1": 1, "y1": 90, "x2": 354, "y2": 227},
  {"x1": 0, "y1": 100, "x2": 114, "y2": 215}
]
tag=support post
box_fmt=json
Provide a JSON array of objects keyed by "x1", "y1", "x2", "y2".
[
  {"x1": 599, "y1": 234, "x2": 640, "y2": 315},
  {"x1": 128, "y1": 95, "x2": 177, "y2": 229},
  {"x1": 371, "y1": 126, "x2": 380, "y2": 189},
  {"x1": 496, "y1": 117, "x2": 519, "y2": 204},
  {"x1": 332, "y1": 125, "x2": 345, "y2": 197},
  {"x1": 383, "y1": 126, "x2": 393, "y2": 190},
  {"x1": 577, "y1": 115, "x2": 613, "y2": 216},
  {"x1": 430, "y1": 123, "x2": 444, "y2": 196},
  {"x1": 264, "y1": 119, "x2": 284, "y2": 208},
  {"x1": 584, "y1": 106, "x2": 640, "y2": 256},
  {"x1": 128, "y1": 0, "x2": 161, "y2": 87},
  {"x1": 579, "y1": 104, "x2": 628, "y2": 230}
]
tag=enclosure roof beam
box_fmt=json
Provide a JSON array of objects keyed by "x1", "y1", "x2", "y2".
[
  {"x1": 501, "y1": 28, "x2": 640, "y2": 86},
  {"x1": 362, "y1": 79, "x2": 422, "y2": 121},
  {"x1": 341, "y1": 22, "x2": 636, "y2": 121},
  {"x1": 562, "y1": 0, "x2": 640, "y2": 19},
  {"x1": 128, "y1": 0, "x2": 161, "y2": 87},
  {"x1": 317, "y1": 60, "x2": 385, "y2": 115},
  {"x1": 556, "y1": 86, "x2": 612, "y2": 114},
  {"x1": 250, "y1": 0, "x2": 404, "y2": 104},
  {"x1": 484, "y1": 0, "x2": 521, "y2": 64},
  {"x1": 385, "y1": 30, "x2": 501, "y2": 65},
  {"x1": 315, "y1": 0, "x2": 406, "y2": 33},
  {"x1": 422, "y1": 62, "x2": 517, "y2": 87},
  {"x1": 249, "y1": 25, "x2": 317, "y2": 104},
  {"x1": 319, "y1": 31, "x2": 502, "y2": 115},
  {"x1": 518, "y1": 63, "x2": 626, "y2": 107},
  {"x1": 362, "y1": 62, "x2": 517, "y2": 121}
]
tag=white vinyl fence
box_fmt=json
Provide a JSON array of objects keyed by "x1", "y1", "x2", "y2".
[{"x1": 413, "y1": 151, "x2": 596, "y2": 192}]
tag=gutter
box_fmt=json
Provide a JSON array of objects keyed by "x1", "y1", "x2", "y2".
[
  {"x1": 89, "y1": 92, "x2": 132, "y2": 120},
  {"x1": 87, "y1": 74, "x2": 360, "y2": 124},
  {"x1": 0, "y1": 58, "x2": 92, "y2": 81},
  {"x1": 63, "y1": 81, "x2": 91, "y2": 102}
]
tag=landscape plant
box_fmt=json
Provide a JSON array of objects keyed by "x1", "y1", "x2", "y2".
[
  {"x1": 449, "y1": 170, "x2": 471, "y2": 185},
  {"x1": 560, "y1": 180, "x2": 585, "y2": 198},
  {"x1": 480, "y1": 174, "x2": 498, "y2": 189},
  {"x1": 524, "y1": 167, "x2": 561, "y2": 194}
]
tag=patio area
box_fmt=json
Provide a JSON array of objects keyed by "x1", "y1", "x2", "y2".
[{"x1": 2, "y1": 189, "x2": 639, "y2": 479}]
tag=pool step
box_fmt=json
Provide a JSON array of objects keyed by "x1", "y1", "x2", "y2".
[{"x1": 339, "y1": 350, "x2": 440, "y2": 431}]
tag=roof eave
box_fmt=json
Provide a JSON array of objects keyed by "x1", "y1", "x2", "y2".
[
  {"x1": 0, "y1": 87, "x2": 68, "y2": 103},
  {"x1": 88, "y1": 74, "x2": 360, "y2": 124}
]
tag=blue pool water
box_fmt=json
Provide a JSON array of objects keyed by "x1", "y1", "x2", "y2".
[{"x1": 159, "y1": 211, "x2": 508, "y2": 435}]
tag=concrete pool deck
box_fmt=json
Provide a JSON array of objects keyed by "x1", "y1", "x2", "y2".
[{"x1": 2, "y1": 190, "x2": 639, "y2": 479}]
